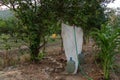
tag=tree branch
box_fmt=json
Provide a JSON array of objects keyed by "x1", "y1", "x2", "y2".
[
  {"x1": 0, "y1": 0, "x2": 11, "y2": 9},
  {"x1": 38, "y1": 40, "x2": 47, "y2": 50}
]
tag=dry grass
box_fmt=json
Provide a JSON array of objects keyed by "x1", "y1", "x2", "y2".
[{"x1": 0, "y1": 48, "x2": 30, "y2": 68}]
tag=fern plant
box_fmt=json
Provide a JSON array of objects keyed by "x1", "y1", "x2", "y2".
[{"x1": 91, "y1": 25, "x2": 120, "y2": 80}]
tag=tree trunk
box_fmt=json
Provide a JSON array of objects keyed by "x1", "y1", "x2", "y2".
[
  {"x1": 29, "y1": 32, "x2": 40, "y2": 62},
  {"x1": 60, "y1": 33, "x2": 64, "y2": 53}
]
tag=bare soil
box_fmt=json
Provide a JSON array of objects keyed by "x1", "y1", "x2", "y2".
[{"x1": 0, "y1": 42, "x2": 120, "y2": 80}]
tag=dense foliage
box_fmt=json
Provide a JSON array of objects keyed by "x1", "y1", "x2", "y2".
[
  {"x1": 0, "y1": 0, "x2": 114, "y2": 62},
  {"x1": 0, "y1": 18, "x2": 16, "y2": 35},
  {"x1": 42, "y1": 0, "x2": 109, "y2": 30}
]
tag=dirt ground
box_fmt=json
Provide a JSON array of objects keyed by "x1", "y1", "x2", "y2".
[{"x1": 0, "y1": 42, "x2": 120, "y2": 80}]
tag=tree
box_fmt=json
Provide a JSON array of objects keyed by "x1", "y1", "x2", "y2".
[
  {"x1": 1, "y1": 0, "x2": 114, "y2": 62},
  {"x1": 42, "y1": 0, "x2": 114, "y2": 44},
  {"x1": 47, "y1": 0, "x2": 113, "y2": 29},
  {"x1": 1, "y1": 0, "x2": 57, "y2": 62}
]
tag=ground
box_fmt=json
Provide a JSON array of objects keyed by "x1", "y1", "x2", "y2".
[{"x1": 0, "y1": 41, "x2": 120, "y2": 80}]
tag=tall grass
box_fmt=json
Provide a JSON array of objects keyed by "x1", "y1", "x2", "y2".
[{"x1": 91, "y1": 25, "x2": 120, "y2": 80}]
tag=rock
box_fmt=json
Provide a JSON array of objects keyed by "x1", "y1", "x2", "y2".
[
  {"x1": 45, "y1": 67, "x2": 54, "y2": 72},
  {"x1": 55, "y1": 76, "x2": 65, "y2": 80}
]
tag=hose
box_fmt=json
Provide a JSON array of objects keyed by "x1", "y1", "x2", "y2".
[{"x1": 73, "y1": 25, "x2": 93, "y2": 80}]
